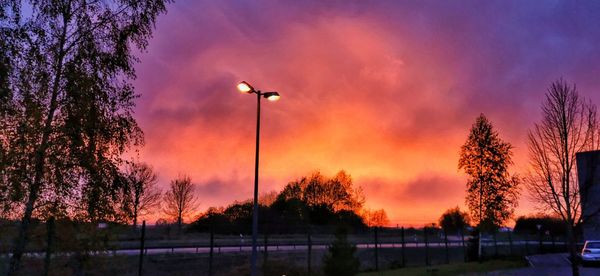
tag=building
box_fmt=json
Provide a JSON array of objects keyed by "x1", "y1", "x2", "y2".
[{"x1": 576, "y1": 150, "x2": 600, "y2": 240}]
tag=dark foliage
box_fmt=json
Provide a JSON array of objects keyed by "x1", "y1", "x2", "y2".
[
  {"x1": 189, "y1": 200, "x2": 367, "y2": 234},
  {"x1": 466, "y1": 228, "x2": 480, "y2": 262},
  {"x1": 322, "y1": 227, "x2": 360, "y2": 276},
  {"x1": 439, "y1": 206, "x2": 471, "y2": 236},
  {"x1": 513, "y1": 215, "x2": 568, "y2": 236},
  {"x1": 189, "y1": 171, "x2": 368, "y2": 234}
]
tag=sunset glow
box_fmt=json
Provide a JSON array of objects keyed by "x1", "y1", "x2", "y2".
[{"x1": 132, "y1": 1, "x2": 600, "y2": 226}]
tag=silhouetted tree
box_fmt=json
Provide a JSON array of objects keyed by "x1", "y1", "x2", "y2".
[
  {"x1": 0, "y1": 1, "x2": 170, "y2": 273},
  {"x1": 259, "y1": 191, "x2": 278, "y2": 206},
  {"x1": 323, "y1": 227, "x2": 360, "y2": 276},
  {"x1": 513, "y1": 215, "x2": 567, "y2": 236},
  {"x1": 362, "y1": 209, "x2": 390, "y2": 227},
  {"x1": 189, "y1": 207, "x2": 229, "y2": 233},
  {"x1": 525, "y1": 79, "x2": 600, "y2": 276},
  {"x1": 459, "y1": 114, "x2": 519, "y2": 230},
  {"x1": 189, "y1": 171, "x2": 369, "y2": 234},
  {"x1": 270, "y1": 197, "x2": 308, "y2": 229},
  {"x1": 439, "y1": 207, "x2": 470, "y2": 236},
  {"x1": 0, "y1": 31, "x2": 12, "y2": 219},
  {"x1": 279, "y1": 171, "x2": 364, "y2": 213},
  {"x1": 124, "y1": 162, "x2": 161, "y2": 228},
  {"x1": 163, "y1": 175, "x2": 199, "y2": 231}
]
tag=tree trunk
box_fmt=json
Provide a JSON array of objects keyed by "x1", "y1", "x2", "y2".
[
  {"x1": 133, "y1": 205, "x2": 139, "y2": 229},
  {"x1": 8, "y1": 8, "x2": 69, "y2": 273},
  {"x1": 177, "y1": 210, "x2": 182, "y2": 235},
  {"x1": 43, "y1": 217, "x2": 55, "y2": 276},
  {"x1": 567, "y1": 224, "x2": 580, "y2": 276}
]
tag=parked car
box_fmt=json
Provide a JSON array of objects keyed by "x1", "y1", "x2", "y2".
[{"x1": 581, "y1": 240, "x2": 600, "y2": 266}]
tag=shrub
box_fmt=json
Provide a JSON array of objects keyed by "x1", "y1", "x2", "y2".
[{"x1": 323, "y1": 227, "x2": 360, "y2": 276}]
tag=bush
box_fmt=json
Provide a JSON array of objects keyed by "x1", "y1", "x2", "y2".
[
  {"x1": 323, "y1": 227, "x2": 360, "y2": 276},
  {"x1": 466, "y1": 229, "x2": 480, "y2": 262}
]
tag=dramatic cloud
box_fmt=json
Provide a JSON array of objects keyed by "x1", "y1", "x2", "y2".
[{"x1": 133, "y1": 1, "x2": 600, "y2": 225}]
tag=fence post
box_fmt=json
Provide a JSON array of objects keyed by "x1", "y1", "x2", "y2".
[
  {"x1": 374, "y1": 226, "x2": 379, "y2": 271},
  {"x1": 493, "y1": 231, "x2": 498, "y2": 257},
  {"x1": 43, "y1": 216, "x2": 55, "y2": 276},
  {"x1": 138, "y1": 220, "x2": 146, "y2": 276},
  {"x1": 263, "y1": 229, "x2": 268, "y2": 273},
  {"x1": 401, "y1": 227, "x2": 406, "y2": 267},
  {"x1": 444, "y1": 228, "x2": 449, "y2": 264},
  {"x1": 524, "y1": 234, "x2": 529, "y2": 255},
  {"x1": 424, "y1": 227, "x2": 429, "y2": 266},
  {"x1": 209, "y1": 226, "x2": 214, "y2": 276},
  {"x1": 460, "y1": 230, "x2": 466, "y2": 262},
  {"x1": 307, "y1": 226, "x2": 312, "y2": 276},
  {"x1": 538, "y1": 230, "x2": 543, "y2": 254},
  {"x1": 508, "y1": 231, "x2": 513, "y2": 256},
  {"x1": 415, "y1": 233, "x2": 418, "y2": 248}
]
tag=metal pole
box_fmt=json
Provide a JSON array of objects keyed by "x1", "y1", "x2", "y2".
[
  {"x1": 43, "y1": 216, "x2": 55, "y2": 276},
  {"x1": 525, "y1": 234, "x2": 529, "y2": 255},
  {"x1": 461, "y1": 229, "x2": 466, "y2": 262},
  {"x1": 263, "y1": 229, "x2": 268, "y2": 272},
  {"x1": 538, "y1": 229, "x2": 543, "y2": 254},
  {"x1": 444, "y1": 228, "x2": 449, "y2": 264},
  {"x1": 250, "y1": 91, "x2": 261, "y2": 276},
  {"x1": 478, "y1": 183, "x2": 483, "y2": 262},
  {"x1": 209, "y1": 227, "x2": 214, "y2": 276},
  {"x1": 508, "y1": 231, "x2": 513, "y2": 256},
  {"x1": 374, "y1": 227, "x2": 379, "y2": 271},
  {"x1": 401, "y1": 227, "x2": 405, "y2": 267},
  {"x1": 307, "y1": 226, "x2": 312, "y2": 276},
  {"x1": 424, "y1": 227, "x2": 429, "y2": 266},
  {"x1": 493, "y1": 231, "x2": 498, "y2": 257},
  {"x1": 138, "y1": 220, "x2": 146, "y2": 276}
]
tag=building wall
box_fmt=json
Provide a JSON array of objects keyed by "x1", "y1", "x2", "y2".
[{"x1": 576, "y1": 150, "x2": 600, "y2": 241}]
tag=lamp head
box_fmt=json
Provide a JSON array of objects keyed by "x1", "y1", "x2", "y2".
[
  {"x1": 263, "y1": 92, "x2": 280, "y2": 101},
  {"x1": 237, "y1": 81, "x2": 254, "y2": 94}
]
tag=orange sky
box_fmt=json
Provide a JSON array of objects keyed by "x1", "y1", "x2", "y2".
[{"x1": 131, "y1": 1, "x2": 600, "y2": 226}]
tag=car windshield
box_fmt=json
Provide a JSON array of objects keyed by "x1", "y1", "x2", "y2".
[{"x1": 586, "y1": 242, "x2": 600, "y2": 249}]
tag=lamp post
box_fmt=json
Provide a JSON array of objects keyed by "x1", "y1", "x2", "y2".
[{"x1": 237, "y1": 81, "x2": 280, "y2": 276}]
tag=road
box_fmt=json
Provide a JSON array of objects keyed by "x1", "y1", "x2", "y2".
[
  {"x1": 5, "y1": 239, "x2": 553, "y2": 258},
  {"x1": 486, "y1": 253, "x2": 600, "y2": 275},
  {"x1": 2, "y1": 241, "x2": 466, "y2": 258}
]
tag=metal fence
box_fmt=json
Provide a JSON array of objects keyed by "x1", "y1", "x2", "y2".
[{"x1": 0, "y1": 221, "x2": 574, "y2": 275}]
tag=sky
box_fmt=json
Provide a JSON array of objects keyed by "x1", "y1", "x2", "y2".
[{"x1": 132, "y1": 0, "x2": 600, "y2": 226}]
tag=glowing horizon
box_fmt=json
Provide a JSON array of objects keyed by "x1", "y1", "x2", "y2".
[{"x1": 131, "y1": 1, "x2": 600, "y2": 227}]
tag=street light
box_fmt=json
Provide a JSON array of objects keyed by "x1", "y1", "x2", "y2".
[{"x1": 237, "y1": 81, "x2": 280, "y2": 276}]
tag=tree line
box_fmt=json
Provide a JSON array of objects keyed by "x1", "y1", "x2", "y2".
[{"x1": 188, "y1": 171, "x2": 389, "y2": 234}]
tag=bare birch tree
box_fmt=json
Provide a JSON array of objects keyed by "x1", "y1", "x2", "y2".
[
  {"x1": 526, "y1": 79, "x2": 600, "y2": 276},
  {"x1": 163, "y1": 175, "x2": 200, "y2": 231},
  {"x1": 125, "y1": 162, "x2": 162, "y2": 228}
]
